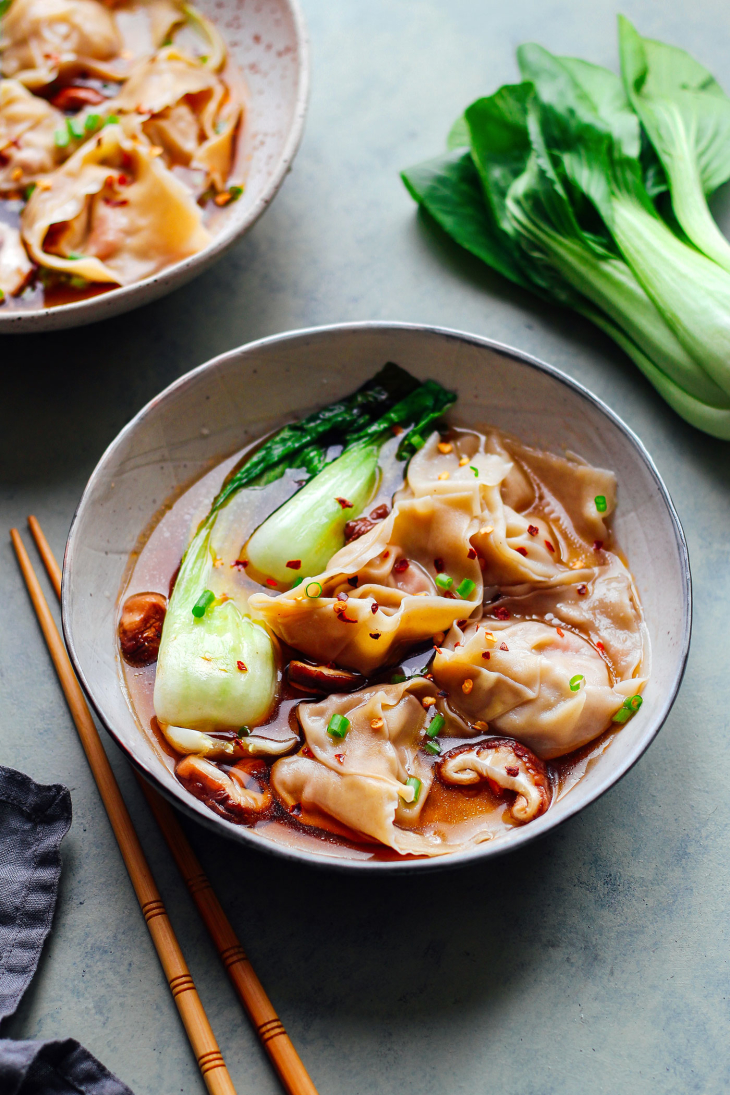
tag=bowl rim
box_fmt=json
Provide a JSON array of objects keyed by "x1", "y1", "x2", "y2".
[
  {"x1": 0, "y1": 0, "x2": 311, "y2": 332},
  {"x1": 62, "y1": 320, "x2": 692, "y2": 873}
]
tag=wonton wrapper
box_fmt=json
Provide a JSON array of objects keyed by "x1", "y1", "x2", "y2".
[
  {"x1": 102, "y1": 47, "x2": 241, "y2": 190},
  {"x1": 271, "y1": 679, "x2": 447, "y2": 856},
  {"x1": 433, "y1": 619, "x2": 643, "y2": 759},
  {"x1": 0, "y1": 79, "x2": 65, "y2": 192},
  {"x1": 21, "y1": 121, "x2": 210, "y2": 283},
  {"x1": 0, "y1": 221, "x2": 32, "y2": 295},
  {"x1": 0, "y1": 0, "x2": 124, "y2": 88},
  {"x1": 403, "y1": 433, "x2": 579, "y2": 586},
  {"x1": 111, "y1": 0, "x2": 186, "y2": 62},
  {"x1": 250, "y1": 485, "x2": 484, "y2": 676}
]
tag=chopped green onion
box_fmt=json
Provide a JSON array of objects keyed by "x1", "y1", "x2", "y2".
[
  {"x1": 424, "y1": 739, "x2": 441, "y2": 756},
  {"x1": 0, "y1": 0, "x2": 11, "y2": 16},
  {"x1": 292, "y1": 576, "x2": 304, "y2": 587},
  {"x1": 305, "y1": 580, "x2": 322, "y2": 599},
  {"x1": 85, "y1": 113, "x2": 101, "y2": 132},
  {"x1": 54, "y1": 128, "x2": 70, "y2": 148},
  {"x1": 67, "y1": 117, "x2": 84, "y2": 141},
  {"x1": 66, "y1": 252, "x2": 82, "y2": 260},
  {"x1": 68, "y1": 276, "x2": 88, "y2": 289},
  {"x1": 456, "y1": 578, "x2": 475, "y2": 599},
  {"x1": 470, "y1": 465, "x2": 479, "y2": 477},
  {"x1": 426, "y1": 713, "x2": 445, "y2": 738},
  {"x1": 569, "y1": 674, "x2": 584, "y2": 692},
  {"x1": 200, "y1": 54, "x2": 209, "y2": 63},
  {"x1": 327, "y1": 713, "x2": 350, "y2": 738},
  {"x1": 410, "y1": 434, "x2": 425, "y2": 450},
  {"x1": 191, "y1": 589, "x2": 216, "y2": 618},
  {"x1": 435, "y1": 572, "x2": 453, "y2": 591},
  {"x1": 104, "y1": 114, "x2": 120, "y2": 126},
  {"x1": 238, "y1": 725, "x2": 251, "y2": 738},
  {"x1": 0, "y1": 288, "x2": 5, "y2": 304},
  {"x1": 228, "y1": 185, "x2": 243, "y2": 201},
  {"x1": 162, "y1": 34, "x2": 174, "y2": 45},
  {"x1": 24, "y1": 182, "x2": 36, "y2": 200},
  {"x1": 595, "y1": 495, "x2": 607, "y2": 513},
  {"x1": 405, "y1": 775, "x2": 422, "y2": 803},
  {"x1": 612, "y1": 694, "x2": 643, "y2": 723},
  {"x1": 391, "y1": 673, "x2": 407, "y2": 684}
]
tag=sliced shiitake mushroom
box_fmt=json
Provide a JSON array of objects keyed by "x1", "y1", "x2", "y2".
[
  {"x1": 437, "y1": 737, "x2": 551, "y2": 824},
  {"x1": 176, "y1": 755, "x2": 272, "y2": 822},
  {"x1": 287, "y1": 660, "x2": 363, "y2": 694},
  {"x1": 118, "y1": 592, "x2": 167, "y2": 666}
]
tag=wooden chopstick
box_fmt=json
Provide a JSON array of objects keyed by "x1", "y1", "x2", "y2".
[
  {"x1": 11, "y1": 528, "x2": 237, "y2": 1095},
  {"x1": 26, "y1": 516, "x2": 319, "y2": 1095}
]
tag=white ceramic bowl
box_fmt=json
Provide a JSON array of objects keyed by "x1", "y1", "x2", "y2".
[
  {"x1": 0, "y1": 0, "x2": 309, "y2": 333},
  {"x1": 63, "y1": 322, "x2": 691, "y2": 871}
]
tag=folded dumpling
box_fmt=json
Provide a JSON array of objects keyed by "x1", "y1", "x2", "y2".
[
  {"x1": 0, "y1": 0, "x2": 124, "y2": 88},
  {"x1": 100, "y1": 47, "x2": 241, "y2": 190},
  {"x1": 0, "y1": 79, "x2": 65, "y2": 192},
  {"x1": 432, "y1": 619, "x2": 643, "y2": 759},
  {"x1": 271, "y1": 679, "x2": 446, "y2": 856},
  {"x1": 250, "y1": 487, "x2": 484, "y2": 675},
  {"x1": 0, "y1": 222, "x2": 33, "y2": 296},
  {"x1": 21, "y1": 121, "x2": 210, "y2": 284},
  {"x1": 110, "y1": 0, "x2": 186, "y2": 63}
]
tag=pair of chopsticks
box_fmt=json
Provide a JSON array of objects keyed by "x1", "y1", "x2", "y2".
[{"x1": 11, "y1": 518, "x2": 318, "y2": 1095}]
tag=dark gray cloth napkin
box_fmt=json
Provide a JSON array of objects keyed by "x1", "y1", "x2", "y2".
[{"x1": 0, "y1": 766, "x2": 134, "y2": 1095}]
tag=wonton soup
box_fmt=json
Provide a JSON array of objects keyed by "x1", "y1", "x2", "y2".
[
  {"x1": 0, "y1": 0, "x2": 246, "y2": 309},
  {"x1": 118, "y1": 364, "x2": 649, "y2": 860}
]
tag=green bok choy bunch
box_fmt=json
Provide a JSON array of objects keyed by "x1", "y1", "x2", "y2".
[
  {"x1": 402, "y1": 18, "x2": 730, "y2": 439},
  {"x1": 154, "y1": 364, "x2": 455, "y2": 738}
]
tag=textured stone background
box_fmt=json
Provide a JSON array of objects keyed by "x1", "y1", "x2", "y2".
[{"x1": 2, "y1": 2, "x2": 729, "y2": 1092}]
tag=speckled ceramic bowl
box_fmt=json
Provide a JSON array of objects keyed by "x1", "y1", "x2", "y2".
[
  {"x1": 62, "y1": 322, "x2": 691, "y2": 871},
  {"x1": 0, "y1": 0, "x2": 308, "y2": 334}
]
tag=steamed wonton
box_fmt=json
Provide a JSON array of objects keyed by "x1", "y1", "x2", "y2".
[
  {"x1": 250, "y1": 484, "x2": 484, "y2": 676},
  {"x1": 271, "y1": 679, "x2": 445, "y2": 856},
  {"x1": 0, "y1": 79, "x2": 65, "y2": 192},
  {"x1": 0, "y1": 0, "x2": 124, "y2": 88},
  {"x1": 101, "y1": 47, "x2": 241, "y2": 190},
  {"x1": 432, "y1": 619, "x2": 643, "y2": 759},
  {"x1": 0, "y1": 221, "x2": 32, "y2": 295},
  {"x1": 21, "y1": 121, "x2": 210, "y2": 284}
]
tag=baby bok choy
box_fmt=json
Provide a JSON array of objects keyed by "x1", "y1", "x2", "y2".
[
  {"x1": 154, "y1": 364, "x2": 449, "y2": 742},
  {"x1": 244, "y1": 377, "x2": 456, "y2": 586}
]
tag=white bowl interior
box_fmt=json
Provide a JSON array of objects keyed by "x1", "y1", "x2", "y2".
[
  {"x1": 0, "y1": 0, "x2": 308, "y2": 333},
  {"x1": 63, "y1": 323, "x2": 690, "y2": 870}
]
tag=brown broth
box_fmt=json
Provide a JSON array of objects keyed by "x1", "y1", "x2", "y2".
[{"x1": 118, "y1": 426, "x2": 639, "y2": 861}]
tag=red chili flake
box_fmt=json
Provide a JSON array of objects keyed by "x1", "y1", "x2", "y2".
[
  {"x1": 265, "y1": 578, "x2": 278, "y2": 588},
  {"x1": 344, "y1": 517, "x2": 374, "y2": 542},
  {"x1": 382, "y1": 550, "x2": 390, "y2": 560},
  {"x1": 302, "y1": 746, "x2": 313, "y2": 758},
  {"x1": 231, "y1": 559, "x2": 248, "y2": 569},
  {"x1": 236, "y1": 660, "x2": 247, "y2": 672},
  {"x1": 434, "y1": 557, "x2": 445, "y2": 572},
  {"x1": 516, "y1": 546, "x2": 528, "y2": 557},
  {"x1": 117, "y1": 173, "x2": 130, "y2": 186},
  {"x1": 289, "y1": 803, "x2": 302, "y2": 817},
  {"x1": 505, "y1": 765, "x2": 519, "y2": 777},
  {"x1": 499, "y1": 642, "x2": 509, "y2": 651},
  {"x1": 577, "y1": 584, "x2": 588, "y2": 595},
  {"x1": 347, "y1": 575, "x2": 359, "y2": 587},
  {"x1": 556, "y1": 627, "x2": 565, "y2": 638},
  {"x1": 286, "y1": 559, "x2": 301, "y2": 570},
  {"x1": 370, "y1": 503, "x2": 390, "y2": 520},
  {"x1": 333, "y1": 603, "x2": 357, "y2": 622},
  {"x1": 596, "y1": 640, "x2": 605, "y2": 652},
  {"x1": 334, "y1": 753, "x2": 345, "y2": 763},
  {"x1": 371, "y1": 601, "x2": 379, "y2": 614},
  {"x1": 527, "y1": 525, "x2": 539, "y2": 536},
  {"x1": 369, "y1": 632, "x2": 381, "y2": 640},
  {"x1": 392, "y1": 425, "x2": 404, "y2": 436},
  {"x1": 467, "y1": 547, "x2": 477, "y2": 559},
  {"x1": 444, "y1": 591, "x2": 456, "y2": 599},
  {"x1": 335, "y1": 497, "x2": 353, "y2": 509},
  {"x1": 545, "y1": 540, "x2": 555, "y2": 553},
  {"x1": 482, "y1": 651, "x2": 491, "y2": 660},
  {"x1": 438, "y1": 689, "x2": 447, "y2": 698},
  {"x1": 394, "y1": 558, "x2": 409, "y2": 573},
  {"x1": 120, "y1": 151, "x2": 133, "y2": 170},
  {"x1": 494, "y1": 606, "x2": 510, "y2": 621},
  {"x1": 593, "y1": 540, "x2": 604, "y2": 552},
  {"x1": 337, "y1": 592, "x2": 349, "y2": 602}
]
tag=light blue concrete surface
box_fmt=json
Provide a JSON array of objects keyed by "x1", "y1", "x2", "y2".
[{"x1": 1, "y1": 2, "x2": 729, "y2": 1093}]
